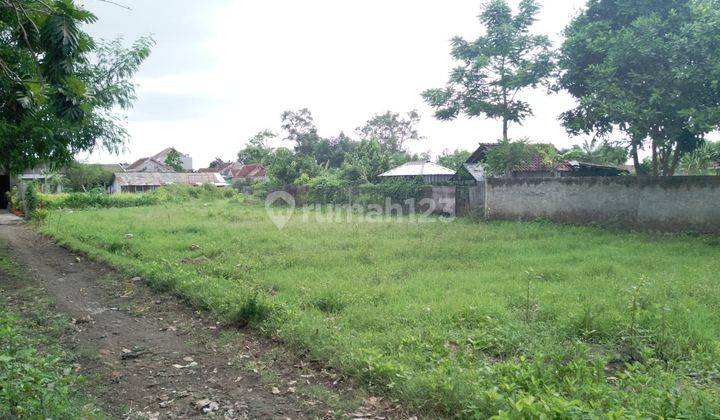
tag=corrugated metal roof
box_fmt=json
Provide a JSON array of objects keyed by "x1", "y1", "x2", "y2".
[
  {"x1": 379, "y1": 161, "x2": 455, "y2": 177},
  {"x1": 113, "y1": 172, "x2": 228, "y2": 187},
  {"x1": 462, "y1": 163, "x2": 486, "y2": 182}
]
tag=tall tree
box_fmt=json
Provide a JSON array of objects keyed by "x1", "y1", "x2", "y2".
[
  {"x1": 0, "y1": 1, "x2": 152, "y2": 174},
  {"x1": 422, "y1": 0, "x2": 554, "y2": 141},
  {"x1": 313, "y1": 131, "x2": 356, "y2": 169},
  {"x1": 357, "y1": 110, "x2": 422, "y2": 152},
  {"x1": 238, "y1": 130, "x2": 274, "y2": 164},
  {"x1": 559, "y1": 0, "x2": 720, "y2": 176},
  {"x1": 281, "y1": 108, "x2": 322, "y2": 157}
]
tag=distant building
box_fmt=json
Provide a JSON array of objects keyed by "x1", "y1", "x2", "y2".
[
  {"x1": 125, "y1": 157, "x2": 174, "y2": 173},
  {"x1": 197, "y1": 163, "x2": 268, "y2": 184},
  {"x1": 98, "y1": 163, "x2": 126, "y2": 173},
  {"x1": 379, "y1": 161, "x2": 455, "y2": 185},
  {"x1": 454, "y1": 143, "x2": 629, "y2": 185},
  {"x1": 150, "y1": 148, "x2": 193, "y2": 171},
  {"x1": 110, "y1": 172, "x2": 228, "y2": 193}
]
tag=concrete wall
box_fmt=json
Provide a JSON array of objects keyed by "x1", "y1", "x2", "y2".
[
  {"x1": 485, "y1": 177, "x2": 720, "y2": 232},
  {"x1": 421, "y1": 186, "x2": 455, "y2": 215}
]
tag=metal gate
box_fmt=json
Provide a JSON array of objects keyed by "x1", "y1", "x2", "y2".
[{"x1": 456, "y1": 183, "x2": 485, "y2": 217}]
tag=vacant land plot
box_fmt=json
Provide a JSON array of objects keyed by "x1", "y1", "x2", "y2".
[{"x1": 41, "y1": 200, "x2": 720, "y2": 417}]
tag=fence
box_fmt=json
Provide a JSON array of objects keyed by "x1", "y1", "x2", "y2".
[{"x1": 484, "y1": 176, "x2": 720, "y2": 233}]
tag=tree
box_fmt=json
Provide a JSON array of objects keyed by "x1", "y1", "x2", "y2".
[
  {"x1": 438, "y1": 150, "x2": 472, "y2": 170},
  {"x1": 0, "y1": 1, "x2": 152, "y2": 174},
  {"x1": 422, "y1": 0, "x2": 554, "y2": 141},
  {"x1": 164, "y1": 148, "x2": 183, "y2": 172},
  {"x1": 208, "y1": 158, "x2": 227, "y2": 169},
  {"x1": 238, "y1": 130, "x2": 274, "y2": 164},
  {"x1": 262, "y1": 148, "x2": 320, "y2": 185},
  {"x1": 562, "y1": 139, "x2": 628, "y2": 165},
  {"x1": 559, "y1": 0, "x2": 720, "y2": 176},
  {"x1": 313, "y1": 132, "x2": 357, "y2": 169},
  {"x1": 357, "y1": 110, "x2": 422, "y2": 152},
  {"x1": 64, "y1": 163, "x2": 113, "y2": 192},
  {"x1": 281, "y1": 109, "x2": 322, "y2": 157},
  {"x1": 483, "y1": 139, "x2": 557, "y2": 176},
  {"x1": 341, "y1": 139, "x2": 392, "y2": 184},
  {"x1": 679, "y1": 141, "x2": 720, "y2": 175}
]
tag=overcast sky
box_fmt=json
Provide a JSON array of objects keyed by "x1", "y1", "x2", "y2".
[{"x1": 80, "y1": 0, "x2": 590, "y2": 168}]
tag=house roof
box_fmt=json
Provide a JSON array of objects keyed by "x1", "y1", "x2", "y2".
[
  {"x1": 458, "y1": 163, "x2": 486, "y2": 182},
  {"x1": 113, "y1": 172, "x2": 227, "y2": 187},
  {"x1": 233, "y1": 163, "x2": 267, "y2": 178},
  {"x1": 98, "y1": 163, "x2": 126, "y2": 173},
  {"x1": 379, "y1": 161, "x2": 455, "y2": 177},
  {"x1": 466, "y1": 143, "x2": 500, "y2": 164},
  {"x1": 512, "y1": 154, "x2": 558, "y2": 173},
  {"x1": 125, "y1": 157, "x2": 174, "y2": 172},
  {"x1": 151, "y1": 147, "x2": 189, "y2": 160}
]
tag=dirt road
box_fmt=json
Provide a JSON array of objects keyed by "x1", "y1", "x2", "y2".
[{"x1": 0, "y1": 224, "x2": 399, "y2": 419}]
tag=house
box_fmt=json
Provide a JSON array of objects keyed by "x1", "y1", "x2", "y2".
[
  {"x1": 197, "y1": 163, "x2": 268, "y2": 184},
  {"x1": 125, "y1": 157, "x2": 175, "y2": 173},
  {"x1": 556, "y1": 160, "x2": 630, "y2": 177},
  {"x1": 98, "y1": 163, "x2": 126, "y2": 173},
  {"x1": 150, "y1": 148, "x2": 193, "y2": 171},
  {"x1": 231, "y1": 163, "x2": 268, "y2": 184},
  {"x1": 454, "y1": 143, "x2": 629, "y2": 184},
  {"x1": 110, "y1": 172, "x2": 228, "y2": 193},
  {"x1": 379, "y1": 161, "x2": 455, "y2": 185},
  {"x1": 453, "y1": 143, "x2": 498, "y2": 185}
]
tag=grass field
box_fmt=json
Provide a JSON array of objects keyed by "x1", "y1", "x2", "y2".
[{"x1": 41, "y1": 199, "x2": 720, "y2": 417}]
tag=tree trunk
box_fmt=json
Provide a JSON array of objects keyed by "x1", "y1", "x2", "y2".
[
  {"x1": 651, "y1": 140, "x2": 659, "y2": 176},
  {"x1": 631, "y1": 142, "x2": 641, "y2": 175},
  {"x1": 502, "y1": 117, "x2": 508, "y2": 142},
  {"x1": 668, "y1": 144, "x2": 682, "y2": 177}
]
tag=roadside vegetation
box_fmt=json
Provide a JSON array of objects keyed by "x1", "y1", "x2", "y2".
[
  {"x1": 40, "y1": 200, "x2": 720, "y2": 417},
  {"x1": 0, "y1": 248, "x2": 104, "y2": 418}
]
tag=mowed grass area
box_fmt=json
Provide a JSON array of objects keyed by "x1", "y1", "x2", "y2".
[{"x1": 41, "y1": 200, "x2": 720, "y2": 417}]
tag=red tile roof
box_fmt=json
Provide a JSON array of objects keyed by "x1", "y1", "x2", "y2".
[{"x1": 233, "y1": 164, "x2": 266, "y2": 178}]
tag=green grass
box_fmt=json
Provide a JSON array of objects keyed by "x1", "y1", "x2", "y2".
[
  {"x1": 40, "y1": 200, "x2": 720, "y2": 417},
  {"x1": 0, "y1": 248, "x2": 105, "y2": 419}
]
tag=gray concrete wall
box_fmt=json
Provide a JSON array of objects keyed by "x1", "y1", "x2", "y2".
[
  {"x1": 421, "y1": 186, "x2": 455, "y2": 215},
  {"x1": 485, "y1": 177, "x2": 720, "y2": 232}
]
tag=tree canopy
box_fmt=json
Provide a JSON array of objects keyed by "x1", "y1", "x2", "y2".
[
  {"x1": 559, "y1": 0, "x2": 720, "y2": 176},
  {"x1": 0, "y1": 1, "x2": 152, "y2": 174},
  {"x1": 483, "y1": 139, "x2": 558, "y2": 176},
  {"x1": 422, "y1": 0, "x2": 554, "y2": 141},
  {"x1": 438, "y1": 150, "x2": 472, "y2": 170},
  {"x1": 238, "y1": 130, "x2": 275, "y2": 164},
  {"x1": 356, "y1": 110, "x2": 422, "y2": 153},
  {"x1": 562, "y1": 139, "x2": 628, "y2": 165},
  {"x1": 164, "y1": 148, "x2": 183, "y2": 172}
]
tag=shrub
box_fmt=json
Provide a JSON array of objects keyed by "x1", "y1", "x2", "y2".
[
  {"x1": 307, "y1": 173, "x2": 349, "y2": 204},
  {"x1": 30, "y1": 208, "x2": 49, "y2": 222},
  {"x1": 6, "y1": 187, "x2": 22, "y2": 212},
  {"x1": 40, "y1": 185, "x2": 238, "y2": 210},
  {"x1": 356, "y1": 178, "x2": 425, "y2": 205},
  {"x1": 24, "y1": 183, "x2": 39, "y2": 213}
]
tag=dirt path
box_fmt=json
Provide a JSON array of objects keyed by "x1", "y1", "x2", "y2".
[{"x1": 0, "y1": 224, "x2": 400, "y2": 419}]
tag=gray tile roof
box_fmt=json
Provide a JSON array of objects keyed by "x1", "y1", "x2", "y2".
[{"x1": 113, "y1": 172, "x2": 227, "y2": 187}]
